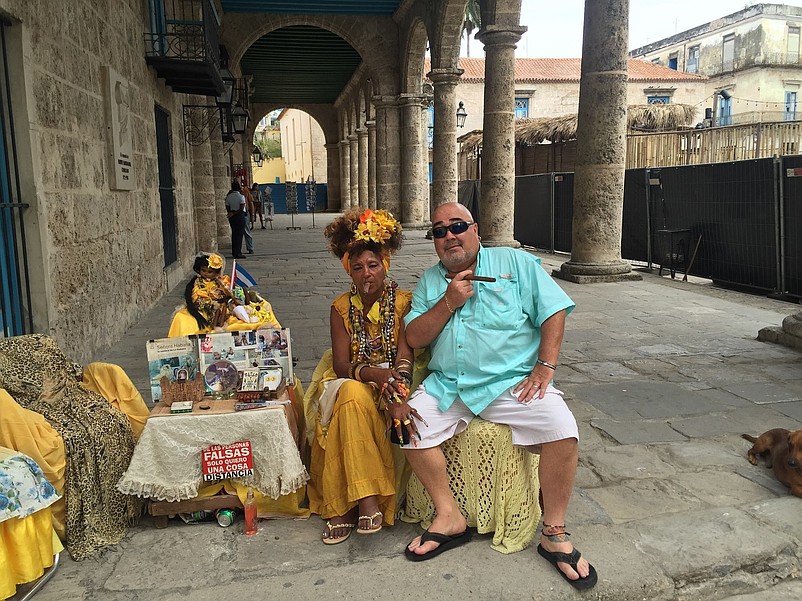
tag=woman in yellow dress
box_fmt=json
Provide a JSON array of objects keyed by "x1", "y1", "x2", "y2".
[{"x1": 309, "y1": 209, "x2": 417, "y2": 544}]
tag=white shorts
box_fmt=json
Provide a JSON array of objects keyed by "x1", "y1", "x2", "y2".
[{"x1": 406, "y1": 383, "x2": 579, "y2": 450}]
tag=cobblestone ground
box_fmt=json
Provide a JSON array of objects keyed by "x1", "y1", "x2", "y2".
[{"x1": 14, "y1": 212, "x2": 802, "y2": 601}]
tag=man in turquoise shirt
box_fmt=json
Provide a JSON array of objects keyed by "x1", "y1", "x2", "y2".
[{"x1": 399, "y1": 202, "x2": 596, "y2": 590}]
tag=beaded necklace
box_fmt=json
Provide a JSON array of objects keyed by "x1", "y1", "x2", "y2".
[{"x1": 349, "y1": 279, "x2": 398, "y2": 365}]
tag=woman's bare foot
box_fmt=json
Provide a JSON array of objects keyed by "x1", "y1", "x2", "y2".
[
  {"x1": 356, "y1": 496, "x2": 383, "y2": 533},
  {"x1": 322, "y1": 507, "x2": 357, "y2": 545}
]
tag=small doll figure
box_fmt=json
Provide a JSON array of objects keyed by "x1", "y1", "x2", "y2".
[{"x1": 185, "y1": 253, "x2": 256, "y2": 330}]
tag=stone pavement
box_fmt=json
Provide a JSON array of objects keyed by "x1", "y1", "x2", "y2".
[{"x1": 20, "y1": 212, "x2": 802, "y2": 601}]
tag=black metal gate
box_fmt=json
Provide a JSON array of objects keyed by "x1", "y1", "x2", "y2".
[
  {"x1": 155, "y1": 106, "x2": 177, "y2": 266},
  {"x1": 0, "y1": 19, "x2": 33, "y2": 336}
]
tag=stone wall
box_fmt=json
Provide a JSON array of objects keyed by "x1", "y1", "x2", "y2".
[{"x1": 1, "y1": 0, "x2": 204, "y2": 362}]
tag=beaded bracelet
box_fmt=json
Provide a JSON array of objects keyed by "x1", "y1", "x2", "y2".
[
  {"x1": 536, "y1": 358, "x2": 557, "y2": 370},
  {"x1": 444, "y1": 296, "x2": 455, "y2": 314}
]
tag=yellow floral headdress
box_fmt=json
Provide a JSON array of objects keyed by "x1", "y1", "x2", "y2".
[
  {"x1": 206, "y1": 253, "x2": 224, "y2": 270},
  {"x1": 339, "y1": 209, "x2": 401, "y2": 274},
  {"x1": 352, "y1": 209, "x2": 401, "y2": 245}
]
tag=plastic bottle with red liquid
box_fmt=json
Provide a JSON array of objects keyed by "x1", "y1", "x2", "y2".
[{"x1": 244, "y1": 487, "x2": 258, "y2": 535}]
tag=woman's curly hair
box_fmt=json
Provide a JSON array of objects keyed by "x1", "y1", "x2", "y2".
[{"x1": 324, "y1": 208, "x2": 403, "y2": 259}]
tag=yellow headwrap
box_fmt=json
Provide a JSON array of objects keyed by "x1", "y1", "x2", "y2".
[{"x1": 341, "y1": 250, "x2": 391, "y2": 274}]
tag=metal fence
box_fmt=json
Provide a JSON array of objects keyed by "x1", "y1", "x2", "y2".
[{"x1": 481, "y1": 155, "x2": 802, "y2": 298}]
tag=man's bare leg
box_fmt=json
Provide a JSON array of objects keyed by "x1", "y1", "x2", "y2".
[
  {"x1": 538, "y1": 437, "x2": 591, "y2": 581},
  {"x1": 404, "y1": 446, "x2": 467, "y2": 555}
]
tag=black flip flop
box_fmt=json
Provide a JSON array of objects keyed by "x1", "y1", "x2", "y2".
[
  {"x1": 537, "y1": 543, "x2": 598, "y2": 590},
  {"x1": 404, "y1": 528, "x2": 472, "y2": 562}
]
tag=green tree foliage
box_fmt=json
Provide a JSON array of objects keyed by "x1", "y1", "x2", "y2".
[
  {"x1": 257, "y1": 137, "x2": 282, "y2": 158},
  {"x1": 462, "y1": 0, "x2": 481, "y2": 57}
]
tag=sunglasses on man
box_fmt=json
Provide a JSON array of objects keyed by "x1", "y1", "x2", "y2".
[{"x1": 431, "y1": 220, "x2": 474, "y2": 239}]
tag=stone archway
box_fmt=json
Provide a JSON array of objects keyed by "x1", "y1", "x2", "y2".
[{"x1": 220, "y1": 14, "x2": 401, "y2": 97}]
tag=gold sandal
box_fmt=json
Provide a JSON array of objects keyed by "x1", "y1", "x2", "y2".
[
  {"x1": 322, "y1": 520, "x2": 355, "y2": 545},
  {"x1": 356, "y1": 511, "x2": 383, "y2": 534}
]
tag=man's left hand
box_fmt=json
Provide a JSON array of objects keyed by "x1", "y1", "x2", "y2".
[{"x1": 512, "y1": 365, "x2": 552, "y2": 403}]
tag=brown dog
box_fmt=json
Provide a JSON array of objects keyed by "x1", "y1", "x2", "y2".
[{"x1": 742, "y1": 429, "x2": 802, "y2": 498}]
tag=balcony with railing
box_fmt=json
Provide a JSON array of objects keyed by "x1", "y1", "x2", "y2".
[{"x1": 144, "y1": 0, "x2": 224, "y2": 96}]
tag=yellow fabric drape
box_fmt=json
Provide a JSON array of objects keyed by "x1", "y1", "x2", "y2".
[
  {"x1": 167, "y1": 306, "x2": 281, "y2": 337},
  {"x1": 403, "y1": 418, "x2": 542, "y2": 553},
  {"x1": 0, "y1": 389, "x2": 66, "y2": 541},
  {"x1": 0, "y1": 508, "x2": 63, "y2": 600},
  {"x1": 81, "y1": 362, "x2": 150, "y2": 440}
]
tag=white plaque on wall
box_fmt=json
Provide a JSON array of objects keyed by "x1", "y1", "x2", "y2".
[{"x1": 102, "y1": 66, "x2": 135, "y2": 190}]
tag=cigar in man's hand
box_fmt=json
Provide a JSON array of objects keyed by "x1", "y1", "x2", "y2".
[{"x1": 445, "y1": 274, "x2": 497, "y2": 282}]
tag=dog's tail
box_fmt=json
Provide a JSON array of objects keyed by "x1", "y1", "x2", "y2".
[{"x1": 741, "y1": 433, "x2": 758, "y2": 443}]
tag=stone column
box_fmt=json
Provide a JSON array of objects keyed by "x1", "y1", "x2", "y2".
[
  {"x1": 191, "y1": 135, "x2": 217, "y2": 252},
  {"x1": 428, "y1": 69, "x2": 462, "y2": 206},
  {"x1": 399, "y1": 95, "x2": 428, "y2": 228},
  {"x1": 325, "y1": 142, "x2": 341, "y2": 211},
  {"x1": 348, "y1": 133, "x2": 359, "y2": 210},
  {"x1": 422, "y1": 104, "x2": 432, "y2": 214},
  {"x1": 367, "y1": 120, "x2": 377, "y2": 209},
  {"x1": 339, "y1": 139, "x2": 351, "y2": 210},
  {"x1": 209, "y1": 129, "x2": 230, "y2": 247},
  {"x1": 357, "y1": 127, "x2": 369, "y2": 208},
  {"x1": 475, "y1": 26, "x2": 526, "y2": 247},
  {"x1": 374, "y1": 96, "x2": 402, "y2": 217},
  {"x1": 555, "y1": 0, "x2": 640, "y2": 283}
]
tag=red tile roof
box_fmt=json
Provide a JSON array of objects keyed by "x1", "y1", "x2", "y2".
[{"x1": 424, "y1": 58, "x2": 706, "y2": 83}]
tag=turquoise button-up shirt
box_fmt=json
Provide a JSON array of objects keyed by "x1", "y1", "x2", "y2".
[{"x1": 405, "y1": 246, "x2": 575, "y2": 415}]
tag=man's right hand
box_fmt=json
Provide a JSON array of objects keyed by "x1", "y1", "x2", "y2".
[{"x1": 444, "y1": 269, "x2": 475, "y2": 311}]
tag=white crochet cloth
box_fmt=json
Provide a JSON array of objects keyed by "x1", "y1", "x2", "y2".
[{"x1": 117, "y1": 408, "x2": 308, "y2": 502}]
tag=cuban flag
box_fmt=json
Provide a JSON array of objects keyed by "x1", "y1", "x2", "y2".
[{"x1": 231, "y1": 261, "x2": 257, "y2": 289}]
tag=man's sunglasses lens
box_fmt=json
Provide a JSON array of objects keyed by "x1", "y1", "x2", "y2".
[{"x1": 432, "y1": 221, "x2": 472, "y2": 238}]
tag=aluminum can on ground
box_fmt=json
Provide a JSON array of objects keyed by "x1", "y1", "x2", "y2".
[{"x1": 216, "y1": 508, "x2": 236, "y2": 527}]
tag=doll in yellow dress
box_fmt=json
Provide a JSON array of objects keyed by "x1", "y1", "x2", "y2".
[{"x1": 184, "y1": 253, "x2": 254, "y2": 330}]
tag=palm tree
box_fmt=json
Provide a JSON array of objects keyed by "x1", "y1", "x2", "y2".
[{"x1": 462, "y1": 0, "x2": 481, "y2": 57}]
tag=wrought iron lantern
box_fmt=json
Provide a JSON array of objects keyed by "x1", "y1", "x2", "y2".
[
  {"x1": 251, "y1": 146, "x2": 264, "y2": 167},
  {"x1": 456, "y1": 101, "x2": 467, "y2": 128},
  {"x1": 216, "y1": 67, "x2": 235, "y2": 107},
  {"x1": 231, "y1": 103, "x2": 249, "y2": 135}
]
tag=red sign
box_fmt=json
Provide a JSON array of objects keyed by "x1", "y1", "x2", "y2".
[{"x1": 201, "y1": 440, "x2": 254, "y2": 482}]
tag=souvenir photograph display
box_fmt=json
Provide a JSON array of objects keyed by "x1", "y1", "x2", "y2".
[
  {"x1": 203, "y1": 360, "x2": 239, "y2": 395},
  {"x1": 197, "y1": 331, "x2": 255, "y2": 375},
  {"x1": 254, "y1": 327, "x2": 293, "y2": 384},
  {"x1": 146, "y1": 336, "x2": 200, "y2": 403}
]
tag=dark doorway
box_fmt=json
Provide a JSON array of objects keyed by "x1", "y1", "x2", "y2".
[
  {"x1": 155, "y1": 105, "x2": 177, "y2": 266},
  {"x1": 0, "y1": 19, "x2": 32, "y2": 336}
]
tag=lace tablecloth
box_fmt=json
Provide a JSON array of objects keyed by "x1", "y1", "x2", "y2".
[{"x1": 117, "y1": 407, "x2": 308, "y2": 502}]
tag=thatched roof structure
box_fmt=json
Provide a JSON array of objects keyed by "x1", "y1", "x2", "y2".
[{"x1": 457, "y1": 103, "x2": 698, "y2": 151}]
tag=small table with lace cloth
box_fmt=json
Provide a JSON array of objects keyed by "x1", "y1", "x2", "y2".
[{"x1": 117, "y1": 401, "x2": 309, "y2": 517}]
